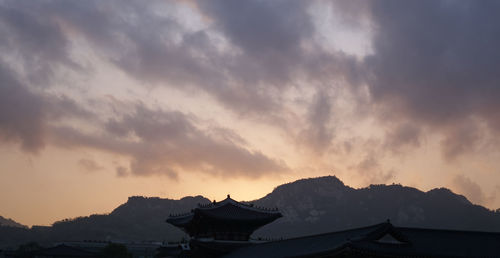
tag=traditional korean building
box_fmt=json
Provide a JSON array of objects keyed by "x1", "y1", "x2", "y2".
[{"x1": 166, "y1": 195, "x2": 282, "y2": 257}]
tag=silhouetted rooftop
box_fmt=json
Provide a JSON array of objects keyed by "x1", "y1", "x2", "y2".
[
  {"x1": 224, "y1": 221, "x2": 500, "y2": 258},
  {"x1": 167, "y1": 195, "x2": 282, "y2": 241},
  {"x1": 167, "y1": 195, "x2": 281, "y2": 225}
]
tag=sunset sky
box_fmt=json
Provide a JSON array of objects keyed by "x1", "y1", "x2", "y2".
[{"x1": 1, "y1": 0, "x2": 500, "y2": 227}]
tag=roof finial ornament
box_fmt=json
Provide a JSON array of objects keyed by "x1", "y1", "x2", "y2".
[{"x1": 227, "y1": 194, "x2": 230, "y2": 199}]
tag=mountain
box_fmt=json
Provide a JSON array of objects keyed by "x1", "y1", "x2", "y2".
[
  {"x1": 1, "y1": 176, "x2": 500, "y2": 248},
  {"x1": 253, "y1": 176, "x2": 500, "y2": 238},
  {"x1": 0, "y1": 216, "x2": 27, "y2": 228},
  {"x1": 0, "y1": 196, "x2": 209, "y2": 248}
]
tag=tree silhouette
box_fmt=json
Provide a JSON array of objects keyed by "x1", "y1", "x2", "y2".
[
  {"x1": 99, "y1": 243, "x2": 132, "y2": 258},
  {"x1": 15, "y1": 242, "x2": 42, "y2": 258}
]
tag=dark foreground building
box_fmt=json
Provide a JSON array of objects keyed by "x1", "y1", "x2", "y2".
[
  {"x1": 224, "y1": 221, "x2": 500, "y2": 258},
  {"x1": 167, "y1": 196, "x2": 500, "y2": 258},
  {"x1": 0, "y1": 245, "x2": 99, "y2": 258},
  {"x1": 33, "y1": 245, "x2": 98, "y2": 258}
]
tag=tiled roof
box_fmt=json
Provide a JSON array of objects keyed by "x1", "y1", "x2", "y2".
[
  {"x1": 198, "y1": 195, "x2": 280, "y2": 213},
  {"x1": 166, "y1": 212, "x2": 194, "y2": 227},
  {"x1": 224, "y1": 223, "x2": 384, "y2": 257},
  {"x1": 369, "y1": 226, "x2": 500, "y2": 257},
  {"x1": 224, "y1": 221, "x2": 500, "y2": 258},
  {"x1": 167, "y1": 196, "x2": 282, "y2": 226},
  {"x1": 197, "y1": 199, "x2": 282, "y2": 222}
]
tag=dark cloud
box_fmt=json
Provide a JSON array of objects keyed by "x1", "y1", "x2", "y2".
[
  {"x1": 0, "y1": 63, "x2": 45, "y2": 152},
  {"x1": 0, "y1": 61, "x2": 92, "y2": 152},
  {"x1": 0, "y1": 1, "x2": 94, "y2": 152},
  {"x1": 195, "y1": 0, "x2": 311, "y2": 86},
  {"x1": 197, "y1": 0, "x2": 310, "y2": 54},
  {"x1": 0, "y1": 2, "x2": 75, "y2": 86},
  {"x1": 364, "y1": 0, "x2": 500, "y2": 158}
]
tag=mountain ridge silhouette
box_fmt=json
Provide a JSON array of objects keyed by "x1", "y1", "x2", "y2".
[
  {"x1": 0, "y1": 215, "x2": 27, "y2": 229},
  {"x1": 1, "y1": 175, "x2": 499, "y2": 248}
]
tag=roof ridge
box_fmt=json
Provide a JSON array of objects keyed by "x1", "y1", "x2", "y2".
[
  {"x1": 197, "y1": 196, "x2": 281, "y2": 213},
  {"x1": 251, "y1": 222, "x2": 388, "y2": 245},
  {"x1": 397, "y1": 226, "x2": 500, "y2": 235},
  {"x1": 364, "y1": 221, "x2": 410, "y2": 243}
]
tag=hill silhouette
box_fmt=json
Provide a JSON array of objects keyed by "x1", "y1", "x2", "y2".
[
  {"x1": 253, "y1": 176, "x2": 500, "y2": 237},
  {"x1": 0, "y1": 216, "x2": 26, "y2": 228},
  {"x1": 1, "y1": 176, "x2": 500, "y2": 248}
]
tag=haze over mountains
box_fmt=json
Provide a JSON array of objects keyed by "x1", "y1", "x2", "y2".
[{"x1": 1, "y1": 176, "x2": 500, "y2": 248}]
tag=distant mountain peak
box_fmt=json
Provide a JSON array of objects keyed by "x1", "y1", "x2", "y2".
[
  {"x1": 427, "y1": 187, "x2": 471, "y2": 205},
  {"x1": 111, "y1": 195, "x2": 210, "y2": 216},
  {"x1": 0, "y1": 215, "x2": 27, "y2": 229},
  {"x1": 180, "y1": 195, "x2": 209, "y2": 202},
  {"x1": 272, "y1": 175, "x2": 347, "y2": 192}
]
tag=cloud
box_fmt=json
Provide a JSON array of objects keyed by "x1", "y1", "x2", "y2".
[
  {"x1": 115, "y1": 166, "x2": 129, "y2": 178},
  {"x1": 0, "y1": 60, "x2": 93, "y2": 153},
  {"x1": 352, "y1": 155, "x2": 394, "y2": 185},
  {"x1": 440, "y1": 122, "x2": 482, "y2": 161},
  {"x1": 298, "y1": 90, "x2": 335, "y2": 154},
  {"x1": 51, "y1": 104, "x2": 288, "y2": 179},
  {"x1": 0, "y1": 62, "x2": 46, "y2": 152},
  {"x1": 383, "y1": 122, "x2": 421, "y2": 154},
  {"x1": 363, "y1": 0, "x2": 500, "y2": 158},
  {"x1": 55, "y1": 0, "x2": 286, "y2": 115},
  {"x1": 0, "y1": 2, "x2": 75, "y2": 85},
  {"x1": 0, "y1": 0, "x2": 290, "y2": 179},
  {"x1": 452, "y1": 175, "x2": 494, "y2": 205},
  {"x1": 0, "y1": 0, "x2": 362, "y2": 156},
  {"x1": 195, "y1": 0, "x2": 312, "y2": 87},
  {"x1": 0, "y1": 0, "x2": 294, "y2": 179},
  {"x1": 3, "y1": 0, "x2": 500, "y2": 187},
  {"x1": 53, "y1": 0, "x2": 359, "y2": 118},
  {"x1": 348, "y1": 139, "x2": 394, "y2": 184},
  {"x1": 78, "y1": 158, "x2": 103, "y2": 172},
  {"x1": 353, "y1": 156, "x2": 394, "y2": 185}
]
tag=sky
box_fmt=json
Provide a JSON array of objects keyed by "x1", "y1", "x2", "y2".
[{"x1": 1, "y1": 0, "x2": 500, "y2": 227}]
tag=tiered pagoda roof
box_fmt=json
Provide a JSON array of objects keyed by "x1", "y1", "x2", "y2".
[
  {"x1": 167, "y1": 195, "x2": 282, "y2": 241},
  {"x1": 195, "y1": 196, "x2": 281, "y2": 221}
]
